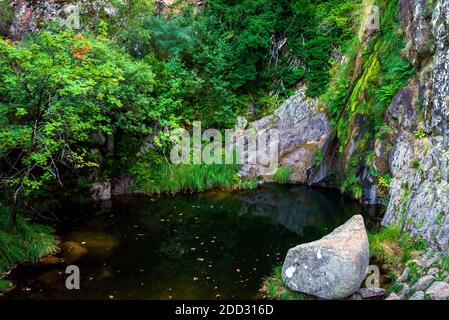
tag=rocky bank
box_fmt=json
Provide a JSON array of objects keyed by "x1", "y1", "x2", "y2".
[{"x1": 240, "y1": 0, "x2": 449, "y2": 252}]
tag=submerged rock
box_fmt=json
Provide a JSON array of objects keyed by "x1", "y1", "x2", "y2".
[
  {"x1": 68, "y1": 231, "x2": 119, "y2": 257},
  {"x1": 39, "y1": 255, "x2": 61, "y2": 266},
  {"x1": 281, "y1": 215, "x2": 369, "y2": 299},
  {"x1": 60, "y1": 241, "x2": 88, "y2": 264}
]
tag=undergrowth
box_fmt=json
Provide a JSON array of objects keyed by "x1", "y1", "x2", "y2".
[
  {"x1": 130, "y1": 159, "x2": 244, "y2": 194},
  {"x1": 0, "y1": 204, "x2": 58, "y2": 293}
]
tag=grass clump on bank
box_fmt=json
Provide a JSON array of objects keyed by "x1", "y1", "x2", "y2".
[
  {"x1": 368, "y1": 224, "x2": 428, "y2": 265},
  {"x1": 0, "y1": 204, "x2": 58, "y2": 293},
  {"x1": 273, "y1": 166, "x2": 292, "y2": 184},
  {"x1": 131, "y1": 161, "x2": 247, "y2": 194},
  {"x1": 261, "y1": 266, "x2": 313, "y2": 300}
]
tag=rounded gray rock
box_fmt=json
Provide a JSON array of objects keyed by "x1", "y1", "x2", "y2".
[{"x1": 281, "y1": 215, "x2": 369, "y2": 299}]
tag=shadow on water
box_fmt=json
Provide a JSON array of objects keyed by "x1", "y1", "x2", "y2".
[{"x1": 3, "y1": 184, "x2": 381, "y2": 300}]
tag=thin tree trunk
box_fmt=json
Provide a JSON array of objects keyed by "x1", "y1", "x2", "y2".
[{"x1": 11, "y1": 189, "x2": 19, "y2": 225}]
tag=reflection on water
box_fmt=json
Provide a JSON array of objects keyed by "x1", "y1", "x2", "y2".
[{"x1": 3, "y1": 184, "x2": 379, "y2": 300}]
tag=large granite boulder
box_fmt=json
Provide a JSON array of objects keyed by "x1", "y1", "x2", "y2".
[
  {"x1": 238, "y1": 86, "x2": 331, "y2": 183},
  {"x1": 281, "y1": 215, "x2": 369, "y2": 299}
]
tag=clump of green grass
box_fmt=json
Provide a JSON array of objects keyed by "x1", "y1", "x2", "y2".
[
  {"x1": 369, "y1": 224, "x2": 428, "y2": 265},
  {"x1": 261, "y1": 266, "x2": 312, "y2": 300},
  {"x1": 0, "y1": 279, "x2": 12, "y2": 293},
  {"x1": 131, "y1": 161, "x2": 241, "y2": 194},
  {"x1": 341, "y1": 174, "x2": 363, "y2": 199},
  {"x1": 237, "y1": 178, "x2": 258, "y2": 190},
  {"x1": 0, "y1": 204, "x2": 58, "y2": 293},
  {"x1": 388, "y1": 282, "x2": 404, "y2": 294},
  {"x1": 368, "y1": 224, "x2": 402, "y2": 263},
  {"x1": 273, "y1": 166, "x2": 292, "y2": 184}
]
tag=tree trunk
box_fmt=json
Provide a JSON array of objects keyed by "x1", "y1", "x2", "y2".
[{"x1": 11, "y1": 187, "x2": 21, "y2": 225}]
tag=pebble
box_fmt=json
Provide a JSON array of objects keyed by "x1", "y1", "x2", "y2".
[{"x1": 385, "y1": 293, "x2": 401, "y2": 300}]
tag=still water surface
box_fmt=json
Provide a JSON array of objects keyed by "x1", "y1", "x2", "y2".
[{"x1": 4, "y1": 184, "x2": 378, "y2": 299}]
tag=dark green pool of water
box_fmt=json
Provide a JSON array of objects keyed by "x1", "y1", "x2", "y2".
[{"x1": 3, "y1": 184, "x2": 379, "y2": 300}]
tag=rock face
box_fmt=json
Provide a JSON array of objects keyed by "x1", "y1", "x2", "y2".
[
  {"x1": 7, "y1": 1, "x2": 118, "y2": 40},
  {"x1": 281, "y1": 215, "x2": 369, "y2": 299},
  {"x1": 381, "y1": 0, "x2": 449, "y2": 248},
  {"x1": 239, "y1": 86, "x2": 331, "y2": 183}
]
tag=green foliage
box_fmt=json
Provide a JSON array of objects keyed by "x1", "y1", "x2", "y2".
[
  {"x1": 0, "y1": 29, "x2": 203, "y2": 201},
  {"x1": 369, "y1": 224, "x2": 428, "y2": 265},
  {"x1": 435, "y1": 212, "x2": 445, "y2": 225},
  {"x1": 314, "y1": 149, "x2": 324, "y2": 167},
  {"x1": 0, "y1": 31, "x2": 123, "y2": 198},
  {"x1": 388, "y1": 282, "x2": 403, "y2": 294},
  {"x1": 405, "y1": 261, "x2": 421, "y2": 284},
  {"x1": 0, "y1": 1, "x2": 365, "y2": 202},
  {"x1": 116, "y1": 0, "x2": 360, "y2": 124},
  {"x1": 341, "y1": 174, "x2": 363, "y2": 200},
  {"x1": 378, "y1": 174, "x2": 392, "y2": 190},
  {"x1": 413, "y1": 129, "x2": 427, "y2": 139},
  {"x1": 0, "y1": 204, "x2": 58, "y2": 285},
  {"x1": 234, "y1": 175, "x2": 258, "y2": 190},
  {"x1": 130, "y1": 158, "x2": 240, "y2": 194},
  {"x1": 320, "y1": 0, "x2": 415, "y2": 196},
  {"x1": 411, "y1": 158, "x2": 422, "y2": 171},
  {"x1": 274, "y1": 166, "x2": 292, "y2": 184},
  {"x1": 368, "y1": 224, "x2": 402, "y2": 262},
  {"x1": 238, "y1": 179, "x2": 258, "y2": 190},
  {"x1": 0, "y1": 279, "x2": 12, "y2": 293}
]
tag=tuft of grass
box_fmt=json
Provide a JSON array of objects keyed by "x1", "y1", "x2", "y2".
[
  {"x1": 273, "y1": 166, "x2": 292, "y2": 184},
  {"x1": 132, "y1": 161, "x2": 241, "y2": 194},
  {"x1": 0, "y1": 204, "x2": 58, "y2": 292},
  {"x1": 388, "y1": 282, "x2": 403, "y2": 294},
  {"x1": 413, "y1": 129, "x2": 427, "y2": 139},
  {"x1": 261, "y1": 266, "x2": 313, "y2": 300},
  {"x1": 378, "y1": 174, "x2": 392, "y2": 190},
  {"x1": 0, "y1": 279, "x2": 12, "y2": 294},
  {"x1": 369, "y1": 224, "x2": 428, "y2": 266},
  {"x1": 237, "y1": 178, "x2": 258, "y2": 190},
  {"x1": 368, "y1": 224, "x2": 402, "y2": 263}
]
